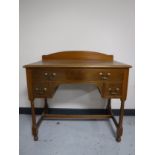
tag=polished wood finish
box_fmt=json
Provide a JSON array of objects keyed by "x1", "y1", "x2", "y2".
[
  {"x1": 44, "y1": 114, "x2": 112, "y2": 120},
  {"x1": 32, "y1": 68, "x2": 124, "y2": 82},
  {"x1": 24, "y1": 51, "x2": 131, "y2": 142},
  {"x1": 42, "y1": 51, "x2": 113, "y2": 61},
  {"x1": 23, "y1": 60, "x2": 131, "y2": 68}
]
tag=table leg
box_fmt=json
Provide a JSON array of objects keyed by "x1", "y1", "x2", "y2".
[
  {"x1": 44, "y1": 98, "x2": 49, "y2": 114},
  {"x1": 106, "y1": 98, "x2": 111, "y2": 111},
  {"x1": 116, "y1": 99, "x2": 125, "y2": 142},
  {"x1": 30, "y1": 99, "x2": 38, "y2": 141}
]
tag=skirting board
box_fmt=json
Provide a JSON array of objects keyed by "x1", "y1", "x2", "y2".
[{"x1": 19, "y1": 108, "x2": 135, "y2": 116}]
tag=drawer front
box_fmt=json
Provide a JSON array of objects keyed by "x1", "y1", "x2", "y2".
[
  {"x1": 103, "y1": 83, "x2": 123, "y2": 98},
  {"x1": 32, "y1": 82, "x2": 50, "y2": 98},
  {"x1": 32, "y1": 82, "x2": 58, "y2": 98},
  {"x1": 32, "y1": 68, "x2": 124, "y2": 82}
]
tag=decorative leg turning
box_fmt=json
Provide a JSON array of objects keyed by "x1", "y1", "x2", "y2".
[
  {"x1": 30, "y1": 99, "x2": 38, "y2": 141},
  {"x1": 116, "y1": 99, "x2": 125, "y2": 142}
]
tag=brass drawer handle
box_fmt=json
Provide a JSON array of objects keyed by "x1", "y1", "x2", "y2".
[
  {"x1": 108, "y1": 87, "x2": 120, "y2": 95},
  {"x1": 49, "y1": 73, "x2": 56, "y2": 80},
  {"x1": 44, "y1": 72, "x2": 56, "y2": 76},
  {"x1": 44, "y1": 72, "x2": 56, "y2": 80},
  {"x1": 35, "y1": 87, "x2": 47, "y2": 94},
  {"x1": 110, "y1": 92, "x2": 118, "y2": 95},
  {"x1": 99, "y1": 72, "x2": 111, "y2": 80},
  {"x1": 102, "y1": 76, "x2": 108, "y2": 80}
]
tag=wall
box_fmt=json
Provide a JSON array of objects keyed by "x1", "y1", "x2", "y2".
[{"x1": 19, "y1": 0, "x2": 135, "y2": 109}]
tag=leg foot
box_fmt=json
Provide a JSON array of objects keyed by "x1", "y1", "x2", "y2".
[
  {"x1": 32, "y1": 126, "x2": 38, "y2": 141},
  {"x1": 116, "y1": 127, "x2": 123, "y2": 142},
  {"x1": 116, "y1": 136, "x2": 121, "y2": 142},
  {"x1": 34, "y1": 135, "x2": 38, "y2": 141}
]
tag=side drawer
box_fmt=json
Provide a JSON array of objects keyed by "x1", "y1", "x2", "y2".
[
  {"x1": 32, "y1": 82, "x2": 50, "y2": 98},
  {"x1": 32, "y1": 82, "x2": 58, "y2": 98},
  {"x1": 102, "y1": 82, "x2": 123, "y2": 98}
]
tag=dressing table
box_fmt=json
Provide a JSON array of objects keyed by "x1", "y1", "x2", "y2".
[{"x1": 23, "y1": 51, "x2": 131, "y2": 142}]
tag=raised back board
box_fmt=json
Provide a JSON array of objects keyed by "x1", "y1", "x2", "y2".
[{"x1": 42, "y1": 51, "x2": 113, "y2": 61}]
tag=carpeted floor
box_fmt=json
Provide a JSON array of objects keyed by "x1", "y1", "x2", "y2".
[{"x1": 19, "y1": 115, "x2": 135, "y2": 155}]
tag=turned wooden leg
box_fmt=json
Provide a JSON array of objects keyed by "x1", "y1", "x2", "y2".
[
  {"x1": 106, "y1": 98, "x2": 111, "y2": 111},
  {"x1": 116, "y1": 99, "x2": 125, "y2": 142},
  {"x1": 44, "y1": 98, "x2": 49, "y2": 114},
  {"x1": 30, "y1": 99, "x2": 38, "y2": 141}
]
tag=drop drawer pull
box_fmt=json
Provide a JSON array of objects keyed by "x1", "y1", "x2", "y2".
[
  {"x1": 44, "y1": 72, "x2": 57, "y2": 80},
  {"x1": 102, "y1": 76, "x2": 108, "y2": 80},
  {"x1": 108, "y1": 87, "x2": 120, "y2": 95},
  {"x1": 35, "y1": 87, "x2": 47, "y2": 93},
  {"x1": 110, "y1": 92, "x2": 118, "y2": 95},
  {"x1": 99, "y1": 72, "x2": 111, "y2": 80}
]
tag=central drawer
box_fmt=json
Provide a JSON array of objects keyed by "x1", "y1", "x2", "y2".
[{"x1": 32, "y1": 68, "x2": 124, "y2": 82}]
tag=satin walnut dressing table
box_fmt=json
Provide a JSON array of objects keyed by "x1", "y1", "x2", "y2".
[{"x1": 23, "y1": 51, "x2": 131, "y2": 142}]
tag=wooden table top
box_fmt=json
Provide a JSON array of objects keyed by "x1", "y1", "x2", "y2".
[{"x1": 23, "y1": 59, "x2": 131, "y2": 68}]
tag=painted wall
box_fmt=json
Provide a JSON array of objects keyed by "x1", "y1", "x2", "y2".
[{"x1": 20, "y1": 0, "x2": 135, "y2": 109}]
